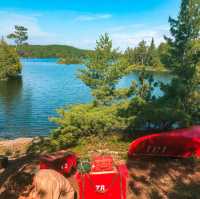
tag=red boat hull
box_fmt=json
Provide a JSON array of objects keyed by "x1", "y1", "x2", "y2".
[{"x1": 128, "y1": 126, "x2": 200, "y2": 158}]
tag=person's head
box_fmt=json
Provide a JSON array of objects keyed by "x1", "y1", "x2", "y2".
[{"x1": 32, "y1": 169, "x2": 74, "y2": 199}]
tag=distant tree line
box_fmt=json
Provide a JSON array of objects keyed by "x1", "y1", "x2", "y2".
[
  {"x1": 17, "y1": 44, "x2": 91, "y2": 62},
  {"x1": 1, "y1": 25, "x2": 174, "y2": 71},
  {"x1": 5, "y1": 25, "x2": 91, "y2": 65},
  {"x1": 124, "y1": 39, "x2": 171, "y2": 71}
]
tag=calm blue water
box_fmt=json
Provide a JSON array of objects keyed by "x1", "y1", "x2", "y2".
[{"x1": 0, "y1": 58, "x2": 171, "y2": 138}]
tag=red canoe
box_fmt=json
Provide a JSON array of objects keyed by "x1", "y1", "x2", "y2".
[{"x1": 128, "y1": 126, "x2": 200, "y2": 158}]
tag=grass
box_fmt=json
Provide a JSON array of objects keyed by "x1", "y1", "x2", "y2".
[
  {"x1": 27, "y1": 134, "x2": 130, "y2": 159},
  {"x1": 72, "y1": 134, "x2": 129, "y2": 159}
]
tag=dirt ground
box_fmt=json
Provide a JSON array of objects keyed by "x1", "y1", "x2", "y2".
[
  {"x1": 1, "y1": 154, "x2": 200, "y2": 199},
  {"x1": 126, "y1": 157, "x2": 200, "y2": 199}
]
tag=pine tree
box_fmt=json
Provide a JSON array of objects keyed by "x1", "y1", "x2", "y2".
[
  {"x1": 124, "y1": 47, "x2": 136, "y2": 65},
  {"x1": 134, "y1": 40, "x2": 148, "y2": 65},
  {"x1": 147, "y1": 38, "x2": 161, "y2": 67},
  {"x1": 7, "y1": 25, "x2": 28, "y2": 46},
  {"x1": 163, "y1": 0, "x2": 200, "y2": 124},
  {"x1": 158, "y1": 42, "x2": 171, "y2": 68},
  {"x1": 79, "y1": 33, "x2": 127, "y2": 106}
]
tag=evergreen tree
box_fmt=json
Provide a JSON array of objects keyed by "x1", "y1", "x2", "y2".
[
  {"x1": 134, "y1": 40, "x2": 148, "y2": 65},
  {"x1": 79, "y1": 33, "x2": 127, "y2": 106},
  {"x1": 124, "y1": 47, "x2": 136, "y2": 65},
  {"x1": 158, "y1": 42, "x2": 171, "y2": 68},
  {"x1": 163, "y1": 0, "x2": 200, "y2": 125},
  {"x1": 0, "y1": 39, "x2": 22, "y2": 80},
  {"x1": 147, "y1": 38, "x2": 161, "y2": 67},
  {"x1": 7, "y1": 25, "x2": 28, "y2": 46}
]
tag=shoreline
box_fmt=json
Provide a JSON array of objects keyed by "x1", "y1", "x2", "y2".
[{"x1": 0, "y1": 138, "x2": 34, "y2": 156}]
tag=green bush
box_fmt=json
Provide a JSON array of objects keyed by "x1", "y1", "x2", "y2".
[
  {"x1": 0, "y1": 40, "x2": 21, "y2": 80},
  {"x1": 50, "y1": 104, "x2": 127, "y2": 149}
]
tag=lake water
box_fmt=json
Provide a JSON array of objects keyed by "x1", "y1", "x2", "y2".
[{"x1": 0, "y1": 58, "x2": 171, "y2": 138}]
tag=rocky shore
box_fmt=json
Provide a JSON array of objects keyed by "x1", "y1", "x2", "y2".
[{"x1": 0, "y1": 138, "x2": 33, "y2": 157}]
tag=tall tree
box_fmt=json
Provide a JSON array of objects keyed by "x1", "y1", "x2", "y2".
[
  {"x1": 7, "y1": 25, "x2": 28, "y2": 46},
  {"x1": 163, "y1": 0, "x2": 200, "y2": 125},
  {"x1": 79, "y1": 33, "x2": 127, "y2": 106},
  {"x1": 124, "y1": 47, "x2": 136, "y2": 65},
  {"x1": 147, "y1": 38, "x2": 161, "y2": 67},
  {"x1": 134, "y1": 40, "x2": 148, "y2": 65},
  {"x1": 158, "y1": 42, "x2": 171, "y2": 68}
]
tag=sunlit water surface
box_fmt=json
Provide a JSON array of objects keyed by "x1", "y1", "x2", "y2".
[{"x1": 0, "y1": 58, "x2": 171, "y2": 138}]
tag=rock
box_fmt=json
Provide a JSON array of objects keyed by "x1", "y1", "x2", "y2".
[{"x1": 0, "y1": 138, "x2": 33, "y2": 156}]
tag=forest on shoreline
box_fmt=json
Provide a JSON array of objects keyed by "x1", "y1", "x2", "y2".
[
  {"x1": 16, "y1": 44, "x2": 92, "y2": 64},
  {"x1": 16, "y1": 39, "x2": 170, "y2": 72}
]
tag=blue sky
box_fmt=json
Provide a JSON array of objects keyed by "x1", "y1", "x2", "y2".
[{"x1": 0, "y1": 0, "x2": 181, "y2": 50}]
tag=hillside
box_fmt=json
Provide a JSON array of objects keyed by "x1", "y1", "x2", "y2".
[{"x1": 16, "y1": 44, "x2": 92, "y2": 59}]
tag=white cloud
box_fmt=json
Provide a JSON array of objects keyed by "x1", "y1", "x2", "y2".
[
  {"x1": 58, "y1": 24, "x2": 170, "y2": 50},
  {"x1": 75, "y1": 14, "x2": 112, "y2": 22},
  {"x1": 0, "y1": 10, "x2": 170, "y2": 50},
  {"x1": 107, "y1": 24, "x2": 170, "y2": 50}
]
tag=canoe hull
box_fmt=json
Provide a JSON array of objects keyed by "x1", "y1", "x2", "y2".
[{"x1": 128, "y1": 126, "x2": 200, "y2": 158}]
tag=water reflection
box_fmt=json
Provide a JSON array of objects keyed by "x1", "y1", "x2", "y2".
[
  {"x1": 0, "y1": 76, "x2": 34, "y2": 138},
  {"x1": 0, "y1": 77, "x2": 22, "y2": 138},
  {"x1": 0, "y1": 76, "x2": 23, "y2": 112}
]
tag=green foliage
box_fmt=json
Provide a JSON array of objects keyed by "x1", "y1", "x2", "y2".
[
  {"x1": 50, "y1": 68, "x2": 161, "y2": 148},
  {"x1": 162, "y1": 0, "x2": 200, "y2": 126},
  {"x1": 134, "y1": 40, "x2": 149, "y2": 66},
  {"x1": 129, "y1": 0, "x2": 200, "y2": 130},
  {"x1": 0, "y1": 40, "x2": 22, "y2": 80},
  {"x1": 146, "y1": 38, "x2": 162, "y2": 68},
  {"x1": 50, "y1": 0, "x2": 200, "y2": 148},
  {"x1": 125, "y1": 40, "x2": 148, "y2": 66},
  {"x1": 79, "y1": 33, "x2": 128, "y2": 105},
  {"x1": 124, "y1": 39, "x2": 164, "y2": 70},
  {"x1": 158, "y1": 42, "x2": 171, "y2": 68},
  {"x1": 59, "y1": 56, "x2": 82, "y2": 65},
  {"x1": 50, "y1": 104, "x2": 127, "y2": 149},
  {"x1": 117, "y1": 71, "x2": 167, "y2": 131},
  {"x1": 7, "y1": 25, "x2": 28, "y2": 45},
  {"x1": 17, "y1": 44, "x2": 91, "y2": 61}
]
